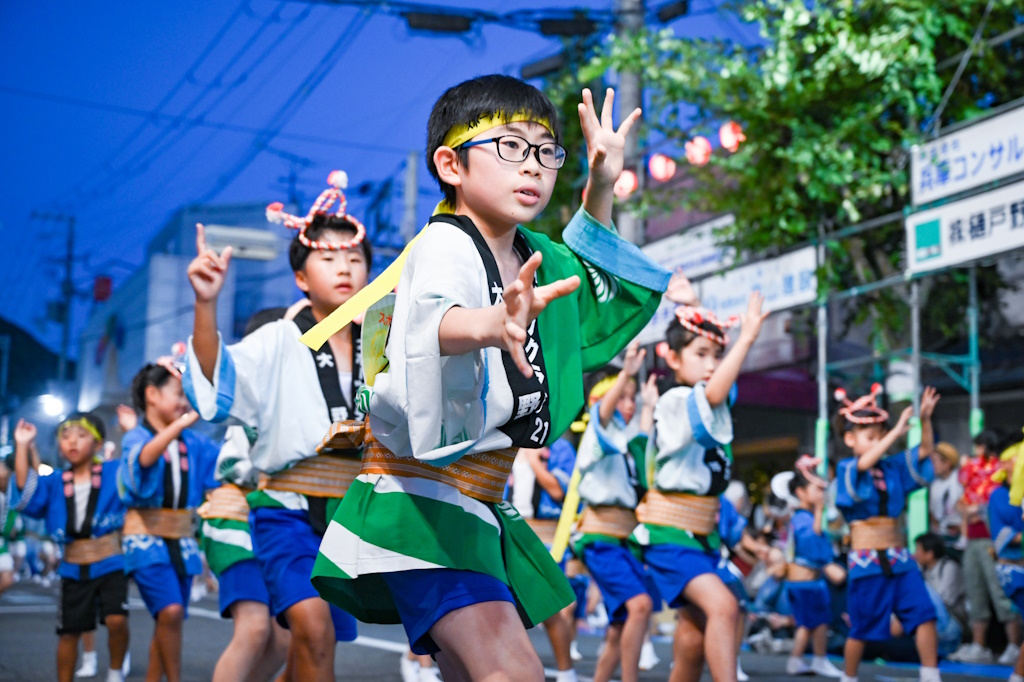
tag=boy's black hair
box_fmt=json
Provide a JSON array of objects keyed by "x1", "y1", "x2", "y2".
[
  {"x1": 287, "y1": 214, "x2": 373, "y2": 273},
  {"x1": 426, "y1": 74, "x2": 563, "y2": 208},
  {"x1": 130, "y1": 364, "x2": 176, "y2": 413},
  {"x1": 973, "y1": 428, "x2": 1004, "y2": 455},
  {"x1": 788, "y1": 470, "x2": 811, "y2": 496},
  {"x1": 914, "y1": 532, "x2": 946, "y2": 559},
  {"x1": 244, "y1": 307, "x2": 288, "y2": 336},
  {"x1": 665, "y1": 317, "x2": 725, "y2": 353},
  {"x1": 59, "y1": 411, "x2": 107, "y2": 442}
]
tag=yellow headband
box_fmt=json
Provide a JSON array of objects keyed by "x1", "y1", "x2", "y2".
[
  {"x1": 588, "y1": 376, "x2": 620, "y2": 406},
  {"x1": 442, "y1": 112, "x2": 553, "y2": 150},
  {"x1": 58, "y1": 419, "x2": 102, "y2": 443}
]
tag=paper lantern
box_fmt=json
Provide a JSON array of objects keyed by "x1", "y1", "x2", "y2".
[
  {"x1": 648, "y1": 153, "x2": 677, "y2": 182},
  {"x1": 685, "y1": 136, "x2": 712, "y2": 166},
  {"x1": 613, "y1": 169, "x2": 638, "y2": 198},
  {"x1": 719, "y1": 121, "x2": 746, "y2": 153}
]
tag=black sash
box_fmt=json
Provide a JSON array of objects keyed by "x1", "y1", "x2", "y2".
[
  {"x1": 430, "y1": 214, "x2": 552, "y2": 448},
  {"x1": 292, "y1": 307, "x2": 363, "y2": 425}
]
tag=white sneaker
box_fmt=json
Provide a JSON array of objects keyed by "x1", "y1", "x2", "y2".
[
  {"x1": 786, "y1": 656, "x2": 813, "y2": 675},
  {"x1": 121, "y1": 652, "x2": 131, "y2": 678},
  {"x1": 737, "y1": 658, "x2": 749, "y2": 681},
  {"x1": 400, "y1": 654, "x2": 419, "y2": 682},
  {"x1": 999, "y1": 644, "x2": 1021, "y2": 666},
  {"x1": 418, "y1": 666, "x2": 442, "y2": 682},
  {"x1": 639, "y1": 639, "x2": 660, "y2": 670},
  {"x1": 810, "y1": 656, "x2": 844, "y2": 678},
  {"x1": 75, "y1": 651, "x2": 98, "y2": 678},
  {"x1": 950, "y1": 642, "x2": 994, "y2": 663},
  {"x1": 104, "y1": 670, "x2": 124, "y2": 682},
  {"x1": 569, "y1": 640, "x2": 582, "y2": 661}
]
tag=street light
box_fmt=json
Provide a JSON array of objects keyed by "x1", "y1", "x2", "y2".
[{"x1": 40, "y1": 394, "x2": 66, "y2": 418}]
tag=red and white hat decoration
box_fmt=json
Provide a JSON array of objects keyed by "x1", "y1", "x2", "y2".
[
  {"x1": 835, "y1": 383, "x2": 889, "y2": 424},
  {"x1": 675, "y1": 306, "x2": 740, "y2": 346},
  {"x1": 266, "y1": 170, "x2": 367, "y2": 251}
]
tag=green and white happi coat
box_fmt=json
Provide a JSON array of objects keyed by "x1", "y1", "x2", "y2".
[
  {"x1": 198, "y1": 425, "x2": 260, "y2": 575},
  {"x1": 311, "y1": 207, "x2": 670, "y2": 626}
]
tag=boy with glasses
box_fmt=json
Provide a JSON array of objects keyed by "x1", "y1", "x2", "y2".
[{"x1": 310, "y1": 74, "x2": 671, "y2": 680}]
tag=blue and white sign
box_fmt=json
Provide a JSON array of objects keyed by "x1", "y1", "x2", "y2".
[
  {"x1": 906, "y1": 178, "x2": 1024, "y2": 274},
  {"x1": 698, "y1": 246, "x2": 818, "y2": 322},
  {"x1": 911, "y1": 105, "x2": 1024, "y2": 207}
]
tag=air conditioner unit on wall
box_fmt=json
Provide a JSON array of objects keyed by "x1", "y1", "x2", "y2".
[{"x1": 203, "y1": 225, "x2": 282, "y2": 261}]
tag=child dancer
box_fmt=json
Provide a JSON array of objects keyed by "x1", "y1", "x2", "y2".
[
  {"x1": 186, "y1": 171, "x2": 370, "y2": 682},
  {"x1": 118, "y1": 361, "x2": 220, "y2": 682},
  {"x1": 785, "y1": 457, "x2": 844, "y2": 678},
  {"x1": 640, "y1": 297, "x2": 766, "y2": 682},
  {"x1": 12, "y1": 415, "x2": 128, "y2": 682},
  {"x1": 988, "y1": 438, "x2": 1024, "y2": 682},
  {"x1": 0, "y1": 458, "x2": 14, "y2": 595},
  {"x1": 310, "y1": 76, "x2": 670, "y2": 681},
  {"x1": 575, "y1": 342, "x2": 658, "y2": 682},
  {"x1": 834, "y1": 385, "x2": 942, "y2": 682}
]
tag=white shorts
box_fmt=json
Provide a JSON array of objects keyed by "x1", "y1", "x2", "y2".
[{"x1": 0, "y1": 552, "x2": 13, "y2": 573}]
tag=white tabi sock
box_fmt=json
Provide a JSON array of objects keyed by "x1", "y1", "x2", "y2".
[
  {"x1": 1009, "y1": 674, "x2": 1024, "y2": 682},
  {"x1": 919, "y1": 666, "x2": 941, "y2": 682},
  {"x1": 105, "y1": 669, "x2": 124, "y2": 682},
  {"x1": 840, "y1": 675, "x2": 858, "y2": 682},
  {"x1": 555, "y1": 669, "x2": 578, "y2": 682}
]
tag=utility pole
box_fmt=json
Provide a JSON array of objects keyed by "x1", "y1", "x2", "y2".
[
  {"x1": 31, "y1": 211, "x2": 76, "y2": 384},
  {"x1": 401, "y1": 150, "x2": 419, "y2": 244},
  {"x1": 614, "y1": 0, "x2": 644, "y2": 244}
]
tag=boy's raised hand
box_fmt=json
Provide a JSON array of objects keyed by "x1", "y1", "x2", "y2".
[
  {"x1": 622, "y1": 340, "x2": 646, "y2": 377},
  {"x1": 502, "y1": 252, "x2": 580, "y2": 378},
  {"x1": 578, "y1": 88, "x2": 641, "y2": 189},
  {"x1": 640, "y1": 374, "x2": 660, "y2": 406},
  {"x1": 13, "y1": 418, "x2": 36, "y2": 445},
  {"x1": 188, "y1": 223, "x2": 233, "y2": 303},
  {"x1": 920, "y1": 386, "x2": 941, "y2": 421},
  {"x1": 894, "y1": 405, "x2": 914, "y2": 434},
  {"x1": 116, "y1": 404, "x2": 138, "y2": 433},
  {"x1": 738, "y1": 291, "x2": 770, "y2": 343},
  {"x1": 665, "y1": 269, "x2": 698, "y2": 306}
]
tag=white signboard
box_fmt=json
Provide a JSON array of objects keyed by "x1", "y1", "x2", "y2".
[
  {"x1": 698, "y1": 246, "x2": 818, "y2": 321},
  {"x1": 635, "y1": 215, "x2": 734, "y2": 344},
  {"x1": 906, "y1": 178, "x2": 1024, "y2": 274},
  {"x1": 911, "y1": 105, "x2": 1024, "y2": 206}
]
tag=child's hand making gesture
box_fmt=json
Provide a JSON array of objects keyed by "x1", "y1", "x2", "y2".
[
  {"x1": 187, "y1": 224, "x2": 233, "y2": 304},
  {"x1": 578, "y1": 87, "x2": 642, "y2": 228},
  {"x1": 14, "y1": 418, "x2": 36, "y2": 447}
]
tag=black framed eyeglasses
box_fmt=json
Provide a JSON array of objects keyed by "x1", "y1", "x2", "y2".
[{"x1": 460, "y1": 135, "x2": 567, "y2": 170}]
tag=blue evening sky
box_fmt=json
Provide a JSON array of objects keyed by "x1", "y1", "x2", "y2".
[{"x1": 0, "y1": 0, "x2": 756, "y2": 357}]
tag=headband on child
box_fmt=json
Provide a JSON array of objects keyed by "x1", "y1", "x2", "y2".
[
  {"x1": 442, "y1": 112, "x2": 554, "y2": 150},
  {"x1": 58, "y1": 418, "x2": 103, "y2": 443},
  {"x1": 675, "y1": 306, "x2": 739, "y2": 347},
  {"x1": 835, "y1": 384, "x2": 889, "y2": 425},
  {"x1": 795, "y1": 454, "x2": 827, "y2": 489},
  {"x1": 266, "y1": 171, "x2": 367, "y2": 251},
  {"x1": 155, "y1": 341, "x2": 187, "y2": 380}
]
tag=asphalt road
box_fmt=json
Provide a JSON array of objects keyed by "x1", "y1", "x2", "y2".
[{"x1": 0, "y1": 580, "x2": 999, "y2": 681}]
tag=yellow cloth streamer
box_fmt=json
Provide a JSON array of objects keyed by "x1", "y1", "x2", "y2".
[
  {"x1": 442, "y1": 112, "x2": 552, "y2": 150},
  {"x1": 550, "y1": 466, "x2": 582, "y2": 564}
]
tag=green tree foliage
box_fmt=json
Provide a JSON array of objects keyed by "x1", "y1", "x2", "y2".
[{"x1": 547, "y1": 0, "x2": 1022, "y2": 347}]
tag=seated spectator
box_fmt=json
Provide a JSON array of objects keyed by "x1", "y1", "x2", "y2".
[
  {"x1": 914, "y1": 532, "x2": 968, "y2": 629},
  {"x1": 747, "y1": 548, "x2": 794, "y2": 653}
]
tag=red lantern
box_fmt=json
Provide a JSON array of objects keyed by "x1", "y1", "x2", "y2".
[
  {"x1": 719, "y1": 121, "x2": 746, "y2": 153},
  {"x1": 613, "y1": 169, "x2": 638, "y2": 198},
  {"x1": 648, "y1": 153, "x2": 677, "y2": 182},
  {"x1": 685, "y1": 136, "x2": 713, "y2": 166}
]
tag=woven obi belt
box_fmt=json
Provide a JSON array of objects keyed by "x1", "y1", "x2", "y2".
[
  {"x1": 63, "y1": 533, "x2": 122, "y2": 565},
  {"x1": 525, "y1": 518, "x2": 559, "y2": 545},
  {"x1": 336, "y1": 420, "x2": 517, "y2": 505},
  {"x1": 258, "y1": 422, "x2": 365, "y2": 499},
  {"x1": 197, "y1": 484, "x2": 252, "y2": 523},
  {"x1": 785, "y1": 563, "x2": 820, "y2": 582},
  {"x1": 577, "y1": 506, "x2": 639, "y2": 539},
  {"x1": 123, "y1": 508, "x2": 194, "y2": 539},
  {"x1": 636, "y1": 490, "x2": 719, "y2": 536},
  {"x1": 850, "y1": 517, "x2": 902, "y2": 551}
]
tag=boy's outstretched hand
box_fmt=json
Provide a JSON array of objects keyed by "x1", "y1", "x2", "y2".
[
  {"x1": 13, "y1": 418, "x2": 36, "y2": 446},
  {"x1": 738, "y1": 291, "x2": 770, "y2": 344},
  {"x1": 665, "y1": 269, "x2": 698, "y2": 306},
  {"x1": 622, "y1": 340, "x2": 646, "y2": 377},
  {"x1": 578, "y1": 88, "x2": 642, "y2": 226},
  {"x1": 502, "y1": 252, "x2": 580, "y2": 378},
  {"x1": 188, "y1": 223, "x2": 233, "y2": 304}
]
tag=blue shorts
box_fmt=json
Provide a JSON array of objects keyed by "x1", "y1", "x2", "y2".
[
  {"x1": 381, "y1": 568, "x2": 515, "y2": 656},
  {"x1": 717, "y1": 566, "x2": 748, "y2": 609},
  {"x1": 582, "y1": 542, "x2": 658, "y2": 624},
  {"x1": 569, "y1": 575, "x2": 589, "y2": 620},
  {"x1": 133, "y1": 563, "x2": 192, "y2": 619},
  {"x1": 644, "y1": 544, "x2": 720, "y2": 609},
  {"x1": 787, "y1": 579, "x2": 831, "y2": 630},
  {"x1": 848, "y1": 569, "x2": 936, "y2": 641},
  {"x1": 249, "y1": 506, "x2": 357, "y2": 641},
  {"x1": 218, "y1": 559, "x2": 270, "y2": 618}
]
